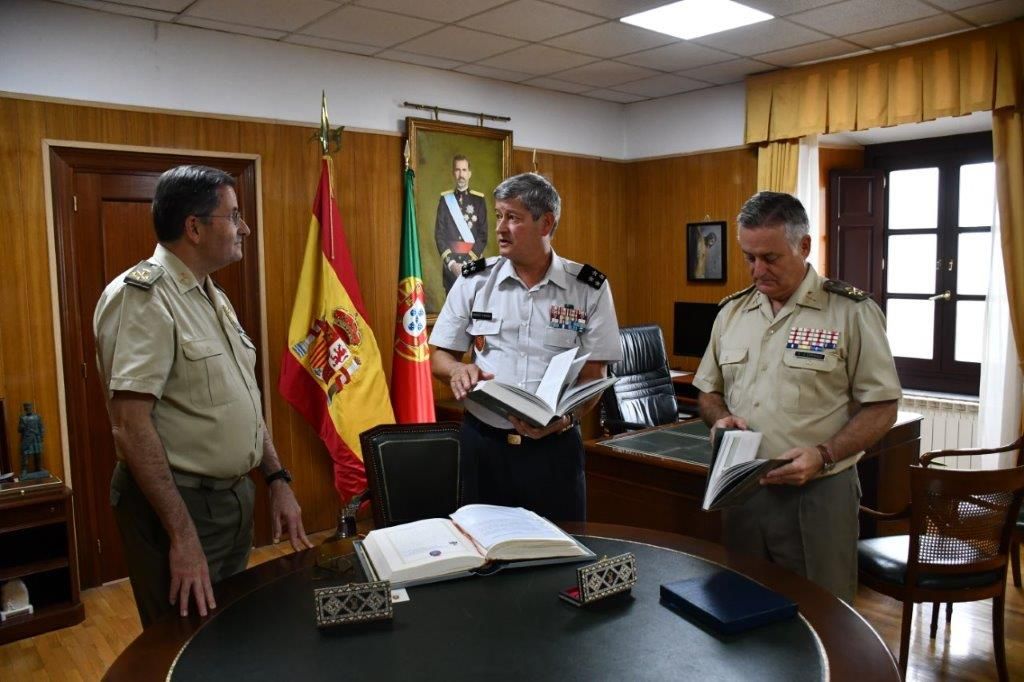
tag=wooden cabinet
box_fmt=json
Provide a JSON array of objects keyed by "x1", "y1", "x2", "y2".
[{"x1": 0, "y1": 486, "x2": 84, "y2": 644}]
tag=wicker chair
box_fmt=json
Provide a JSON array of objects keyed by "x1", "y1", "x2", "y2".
[{"x1": 857, "y1": 438, "x2": 1024, "y2": 681}]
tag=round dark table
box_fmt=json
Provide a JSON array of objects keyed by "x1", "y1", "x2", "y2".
[{"x1": 104, "y1": 523, "x2": 898, "y2": 681}]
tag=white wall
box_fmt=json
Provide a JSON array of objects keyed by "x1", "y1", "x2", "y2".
[
  {"x1": 623, "y1": 83, "x2": 747, "y2": 159},
  {"x1": 0, "y1": 0, "x2": 633, "y2": 158}
]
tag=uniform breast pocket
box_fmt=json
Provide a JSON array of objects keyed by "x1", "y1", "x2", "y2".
[
  {"x1": 780, "y1": 350, "x2": 840, "y2": 413},
  {"x1": 543, "y1": 327, "x2": 580, "y2": 350},
  {"x1": 467, "y1": 319, "x2": 501, "y2": 353},
  {"x1": 719, "y1": 348, "x2": 748, "y2": 390},
  {"x1": 181, "y1": 338, "x2": 235, "y2": 407}
]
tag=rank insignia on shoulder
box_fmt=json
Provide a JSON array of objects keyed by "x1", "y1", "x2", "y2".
[
  {"x1": 461, "y1": 258, "x2": 488, "y2": 277},
  {"x1": 123, "y1": 261, "x2": 164, "y2": 290},
  {"x1": 469, "y1": 189, "x2": 485, "y2": 198},
  {"x1": 824, "y1": 279, "x2": 869, "y2": 301},
  {"x1": 577, "y1": 264, "x2": 606, "y2": 289},
  {"x1": 718, "y1": 284, "x2": 755, "y2": 307}
]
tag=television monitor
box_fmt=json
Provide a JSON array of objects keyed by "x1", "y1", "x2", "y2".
[{"x1": 673, "y1": 302, "x2": 720, "y2": 358}]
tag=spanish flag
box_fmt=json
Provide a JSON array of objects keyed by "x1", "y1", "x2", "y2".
[
  {"x1": 391, "y1": 167, "x2": 435, "y2": 422},
  {"x1": 279, "y1": 157, "x2": 394, "y2": 503}
]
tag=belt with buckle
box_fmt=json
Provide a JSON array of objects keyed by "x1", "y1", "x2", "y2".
[
  {"x1": 171, "y1": 469, "x2": 245, "y2": 491},
  {"x1": 466, "y1": 413, "x2": 523, "y2": 446}
]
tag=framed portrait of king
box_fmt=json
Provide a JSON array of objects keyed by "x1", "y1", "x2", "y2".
[{"x1": 406, "y1": 118, "x2": 512, "y2": 318}]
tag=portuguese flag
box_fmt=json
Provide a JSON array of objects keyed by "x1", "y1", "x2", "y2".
[
  {"x1": 391, "y1": 167, "x2": 435, "y2": 423},
  {"x1": 279, "y1": 157, "x2": 394, "y2": 503}
]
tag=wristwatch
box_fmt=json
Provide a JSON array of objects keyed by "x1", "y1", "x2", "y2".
[
  {"x1": 265, "y1": 467, "x2": 293, "y2": 485},
  {"x1": 816, "y1": 444, "x2": 836, "y2": 474}
]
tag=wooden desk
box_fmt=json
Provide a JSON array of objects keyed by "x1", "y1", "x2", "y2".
[{"x1": 585, "y1": 412, "x2": 922, "y2": 541}]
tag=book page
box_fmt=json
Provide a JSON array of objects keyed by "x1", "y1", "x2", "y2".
[
  {"x1": 534, "y1": 348, "x2": 578, "y2": 411},
  {"x1": 363, "y1": 518, "x2": 485, "y2": 582},
  {"x1": 450, "y1": 504, "x2": 572, "y2": 553},
  {"x1": 717, "y1": 430, "x2": 761, "y2": 470}
]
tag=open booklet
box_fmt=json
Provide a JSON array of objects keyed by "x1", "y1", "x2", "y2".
[
  {"x1": 355, "y1": 504, "x2": 595, "y2": 588},
  {"x1": 702, "y1": 429, "x2": 785, "y2": 511},
  {"x1": 466, "y1": 347, "x2": 618, "y2": 428}
]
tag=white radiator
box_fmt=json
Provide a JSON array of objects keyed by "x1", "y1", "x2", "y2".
[{"x1": 900, "y1": 395, "x2": 981, "y2": 468}]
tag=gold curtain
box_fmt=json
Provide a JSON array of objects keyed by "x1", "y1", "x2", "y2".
[
  {"x1": 994, "y1": 108, "x2": 1024, "y2": 372},
  {"x1": 756, "y1": 140, "x2": 799, "y2": 194},
  {"x1": 745, "y1": 20, "x2": 1023, "y2": 144}
]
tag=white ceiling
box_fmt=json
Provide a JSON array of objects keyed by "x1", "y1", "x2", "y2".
[{"x1": 54, "y1": 0, "x2": 1023, "y2": 104}]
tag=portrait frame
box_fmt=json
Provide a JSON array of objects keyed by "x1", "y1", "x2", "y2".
[
  {"x1": 406, "y1": 117, "x2": 513, "y2": 319},
  {"x1": 686, "y1": 221, "x2": 727, "y2": 283}
]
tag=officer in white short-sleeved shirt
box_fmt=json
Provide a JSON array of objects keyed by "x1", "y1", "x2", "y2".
[{"x1": 430, "y1": 173, "x2": 621, "y2": 522}]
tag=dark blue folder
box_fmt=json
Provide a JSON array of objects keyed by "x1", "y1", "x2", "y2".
[{"x1": 660, "y1": 570, "x2": 798, "y2": 635}]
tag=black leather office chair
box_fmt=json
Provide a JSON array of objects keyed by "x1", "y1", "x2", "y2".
[
  {"x1": 601, "y1": 324, "x2": 681, "y2": 435},
  {"x1": 359, "y1": 422, "x2": 464, "y2": 528}
]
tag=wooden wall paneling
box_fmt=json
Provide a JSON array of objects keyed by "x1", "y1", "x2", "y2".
[
  {"x1": 818, "y1": 146, "x2": 866, "y2": 276},
  {"x1": 0, "y1": 98, "x2": 17, "y2": 420}
]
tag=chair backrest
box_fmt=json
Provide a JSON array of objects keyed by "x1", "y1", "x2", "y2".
[
  {"x1": 359, "y1": 422, "x2": 463, "y2": 529},
  {"x1": 907, "y1": 462, "x2": 1024, "y2": 577},
  {"x1": 601, "y1": 324, "x2": 677, "y2": 430}
]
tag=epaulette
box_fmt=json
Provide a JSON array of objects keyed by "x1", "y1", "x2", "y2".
[
  {"x1": 440, "y1": 189, "x2": 453, "y2": 196},
  {"x1": 123, "y1": 261, "x2": 164, "y2": 290},
  {"x1": 824, "y1": 279, "x2": 869, "y2": 302},
  {"x1": 576, "y1": 264, "x2": 606, "y2": 289},
  {"x1": 718, "y1": 284, "x2": 755, "y2": 307},
  {"x1": 462, "y1": 257, "x2": 497, "y2": 277},
  {"x1": 469, "y1": 189, "x2": 485, "y2": 198}
]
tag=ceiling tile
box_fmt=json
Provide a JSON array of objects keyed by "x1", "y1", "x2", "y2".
[
  {"x1": 549, "y1": 21, "x2": 677, "y2": 58},
  {"x1": 845, "y1": 14, "x2": 972, "y2": 48},
  {"x1": 58, "y1": 0, "x2": 179, "y2": 21},
  {"x1": 739, "y1": 0, "x2": 845, "y2": 16},
  {"x1": 956, "y1": 0, "x2": 1024, "y2": 25},
  {"x1": 692, "y1": 18, "x2": 829, "y2": 56},
  {"x1": 920, "y1": 0, "x2": 993, "y2": 9},
  {"x1": 187, "y1": 0, "x2": 338, "y2": 32},
  {"x1": 107, "y1": 0, "x2": 194, "y2": 11},
  {"x1": 546, "y1": 1, "x2": 671, "y2": 19},
  {"x1": 283, "y1": 34, "x2": 382, "y2": 55},
  {"x1": 520, "y1": 76, "x2": 594, "y2": 94},
  {"x1": 612, "y1": 73, "x2": 707, "y2": 97},
  {"x1": 553, "y1": 60, "x2": 660, "y2": 87},
  {"x1": 394, "y1": 26, "x2": 526, "y2": 62},
  {"x1": 478, "y1": 44, "x2": 596, "y2": 76},
  {"x1": 457, "y1": 0, "x2": 604, "y2": 42},
  {"x1": 375, "y1": 49, "x2": 465, "y2": 70},
  {"x1": 677, "y1": 58, "x2": 776, "y2": 85},
  {"x1": 353, "y1": 0, "x2": 509, "y2": 23},
  {"x1": 786, "y1": 0, "x2": 940, "y2": 36},
  {"x1": 582, "y1": 88, "x2": 647, "y2": 103},
  {"x1": 301, "y1": 5, "x2": 440, "y2": 47},
  {"x1": 455, "y1": 64, "x2": 534, "y2": 82},
  {"x1": 618, "y1": 41, "x2": 735, "y2": 72},
  {"x1": 176, "y1": 16, "x2": 288, "y2": 39},
  {"x1": 755, "y1": 38, "x2": 863, "y2": 66}
]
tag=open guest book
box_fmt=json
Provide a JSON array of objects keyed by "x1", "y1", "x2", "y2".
[
  {"x1": 465, "y1": 347, "x2": 617, "y2": 428},
  {"x1": 354, "y1": 504, "x2": 595, "y2": 588},
  {"x1": 702, "y1": 429, "x2": 785, "y2": 511}
]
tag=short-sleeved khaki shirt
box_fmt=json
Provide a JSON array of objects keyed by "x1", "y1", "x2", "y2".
[
  {"x1": 429, "y1": 251, "x2": 622, "y2": 428},
  {"x1": 94, "y1": 245, "x2": 263, "y2": 479},
  {"x1": 693, "y1": 265, "x2": 901, "y2": 465}
]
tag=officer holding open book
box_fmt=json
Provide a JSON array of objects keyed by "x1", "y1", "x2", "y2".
[
  {"x1": 429, "y1": 173, "x2": 621, "y2": 522},
  {"x1": 693, "y1": 191, "x2": 901, "y2": 602}
]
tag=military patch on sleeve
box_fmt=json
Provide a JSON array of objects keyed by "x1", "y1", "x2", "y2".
[
  {"x1": 123, "y1": 261, "x2": 164, "y2": 290},
  {"x1": 718, "y1": 284, "x2": 755, "y2": 307},
  {"x1": 576, "y1": 264, "x2": 606, "y2": 289},
  {"x1": 824, "y1": 279, "x2": 869, "y2": 301}
]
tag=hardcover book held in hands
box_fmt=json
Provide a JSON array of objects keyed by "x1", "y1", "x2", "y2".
[
  {"x1": 355, "y1": 504, "x2": 594, "y2": 588},
  {"x1": 660, "y1": 571, "x2": 798, "y2": 635},
  {"x1": 702, "y1": 428, "x2": 783, "y2": 511},
  {"x1": 465, "y1": 347, "x2": 617, "y2": 428}
]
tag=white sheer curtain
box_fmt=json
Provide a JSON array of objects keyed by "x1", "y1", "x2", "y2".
[
  {"x1": 795, "y1": 135, "x2": 821, "y2": 269},
  {"x1": 977, "y1": 208, "x2": 1022, "y2": 469}
]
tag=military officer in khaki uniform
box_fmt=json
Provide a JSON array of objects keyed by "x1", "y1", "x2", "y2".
[
  {"x1": 435, "y1": 154, "x2": 489, "y2": 293},
  {"x1": 430, "y1": 173, "x2": 621, "y2": 521},
  {"x1": 94, "y1": 165, "x2": 311, "y2": 627},
  {"x1": 694, "y1": 191, "x2": 901, "y2": 602}
]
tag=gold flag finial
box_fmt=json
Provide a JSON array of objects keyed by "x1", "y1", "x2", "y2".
[
  {"x1": 403, "y1": 139, "x2": 410, "y2": 170},
  {"x1": 532, "y1": 149, "x2": 538, "y2": 172},
  {"x1": 313, "y1": 90, "x2": 344, "y2": 154}
]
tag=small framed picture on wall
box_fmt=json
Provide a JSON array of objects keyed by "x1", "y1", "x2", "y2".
[{"x1": 686, "y1": 221, "x2": 726, "y2": 282}]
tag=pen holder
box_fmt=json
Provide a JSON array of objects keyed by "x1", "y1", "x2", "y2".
[
  {"x1": 559, "y1": 553, "x2": 637, "y2": 607},
  {"x1": 314, "y1": 580, "x2": 393, "y2": 627}
]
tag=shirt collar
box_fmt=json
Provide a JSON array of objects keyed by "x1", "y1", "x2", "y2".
[
  {"x1": 743, "y1": 263, "x2": 821, "y2": 314},
  {"x1": 496, "y1": 250, "x2": 567, "y2": 291},
  {"x1": 150, "y1": 244, "x2": 203, "y2": 295}
]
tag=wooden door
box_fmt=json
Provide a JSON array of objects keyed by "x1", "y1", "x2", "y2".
[
  {"x1": 50, "y1": 148, "x2": 267, "y2": 587},
  {"x1": 828, "y1": 169, "x2": 885, "y2": 304}
]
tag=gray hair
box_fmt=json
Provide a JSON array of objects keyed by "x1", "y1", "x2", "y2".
[
  {"x1": 736, "y1": 191, "x2": 809, "y2": 249},
  {"x1": 494, "y1": 173, "x2": 561, "y2": 233}
]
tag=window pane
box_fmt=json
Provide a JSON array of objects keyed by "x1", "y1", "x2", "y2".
[
  {"x1": 887, "y1": 234, "x2": 936, "y2": 294},
  {"x1": 955, "y1": 301, "x2": 985, "y2": 363},
  {"x1": 957, "y1": 232, "x2": 991, "y2": 296},
  {"x1": 889, "y1": 168, "x2": 938, "y2": 230},
  {"x1": 886, "y1": 299, "x2": 934, "y2": 360},
  {"x1": 959, "y1": 162, "x2": 995, "y2": 227}
]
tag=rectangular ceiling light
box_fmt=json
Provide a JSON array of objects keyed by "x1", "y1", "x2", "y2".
[{"x1": 621, "y1": 0, "x2": 773, "y2": 40}]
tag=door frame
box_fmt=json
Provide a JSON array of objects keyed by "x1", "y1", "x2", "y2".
[{"x1": 42, "y1": 140, "x2": 268, "y2": 585}]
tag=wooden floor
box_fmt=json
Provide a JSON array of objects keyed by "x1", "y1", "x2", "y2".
[{"x1": 2, "y1": 533, "x2": 1022, "y2": 681}]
